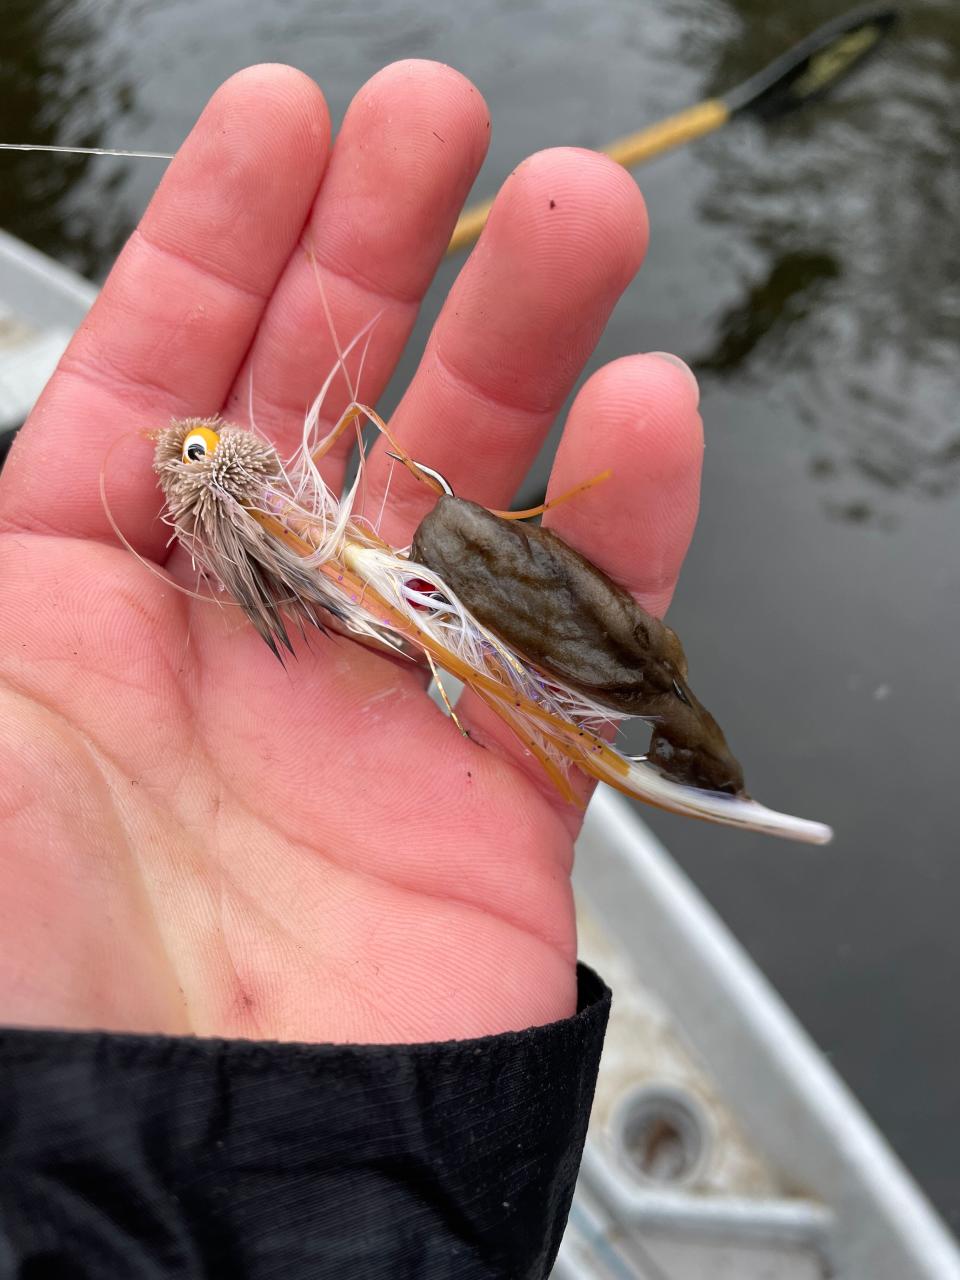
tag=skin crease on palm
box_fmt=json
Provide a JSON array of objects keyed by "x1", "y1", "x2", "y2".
[{"x1": 0, "y1": 62, "x2": 703, "y2": 1045}]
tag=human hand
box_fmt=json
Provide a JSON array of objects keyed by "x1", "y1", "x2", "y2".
[{"x1": 0, "y1": 62, "x2": 702, "y2": 1043}]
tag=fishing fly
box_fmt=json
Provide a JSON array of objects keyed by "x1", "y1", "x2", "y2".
[{"x1": 150, "y1": 333, "x2": 832, "y2": 846}]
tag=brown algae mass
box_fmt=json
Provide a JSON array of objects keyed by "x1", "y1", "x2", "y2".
[{"x1": 411, "y1": 495, "x2": 745, "y2": 795}]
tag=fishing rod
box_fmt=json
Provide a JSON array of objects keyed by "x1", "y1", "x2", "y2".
[
  {"x1": 447, "y1": 4, "x2": 899, "y2": 254},
  {"x1": 0, "y1": 6, "x2": 898, "y2": 251}
]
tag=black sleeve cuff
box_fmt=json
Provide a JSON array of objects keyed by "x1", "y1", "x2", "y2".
[{"x1": 0, "y1": 963, "x2": 610, "y2": 1280}]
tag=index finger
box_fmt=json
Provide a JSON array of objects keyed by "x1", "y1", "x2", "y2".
[{"x1": 0, "y1": 65, "x2": 331, "y2": 560}]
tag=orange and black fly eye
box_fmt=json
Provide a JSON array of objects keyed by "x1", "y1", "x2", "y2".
[{"x1": 182, "y1": 426, "x2": 220, "y2": 463}]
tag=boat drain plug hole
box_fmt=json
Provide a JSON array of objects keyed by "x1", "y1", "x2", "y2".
[{"x1": 611, "y1": 1083, "x2": 712, "y2": 1187}]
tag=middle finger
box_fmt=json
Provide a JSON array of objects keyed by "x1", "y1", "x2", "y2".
[{"x1": 222, "y1": 60, "x2": 491, "y2": 481}]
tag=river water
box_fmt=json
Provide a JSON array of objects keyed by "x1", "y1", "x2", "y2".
[{"x1": 2, "y1": 0, "x2": 958, "y2": 1229}]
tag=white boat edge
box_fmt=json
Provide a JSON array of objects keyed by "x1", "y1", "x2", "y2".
[
  {"x1": 570, "y1": 787, "x2": 960, "y2": 1279},
  {"x1": 0, "y1": 224, "x2": 99, "y2": 317}
]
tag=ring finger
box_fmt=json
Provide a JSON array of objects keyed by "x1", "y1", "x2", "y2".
[{"x1": 360, "y1": 145, "x2": 649, "y2": 548}]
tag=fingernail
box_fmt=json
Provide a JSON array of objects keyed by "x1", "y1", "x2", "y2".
[{"x1": 647, "y1": 352, "x2": 699, "y2": 405}]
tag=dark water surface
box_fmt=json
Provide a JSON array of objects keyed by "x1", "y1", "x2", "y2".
[{"x1": 2, "y1": 0, "x2": 958, "y2": 1227}]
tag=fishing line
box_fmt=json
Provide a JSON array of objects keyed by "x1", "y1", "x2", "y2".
[{"x1": 0, "y1": 143, "x2": 173, "y2": 159}]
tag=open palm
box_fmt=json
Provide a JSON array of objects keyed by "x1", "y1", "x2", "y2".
[{"x1": 0, "y1": 63, "x2": 702, "y2": 1044}]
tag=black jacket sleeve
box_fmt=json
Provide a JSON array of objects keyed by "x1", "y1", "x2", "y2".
[{"x1": 0, "y1": 964, "x2": 610, "y2": 1280}]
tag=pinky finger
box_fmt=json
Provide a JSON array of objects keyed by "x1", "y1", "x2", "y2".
[{"x1": 454, "y1": 352, "x2": 703, "y2": 829}]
